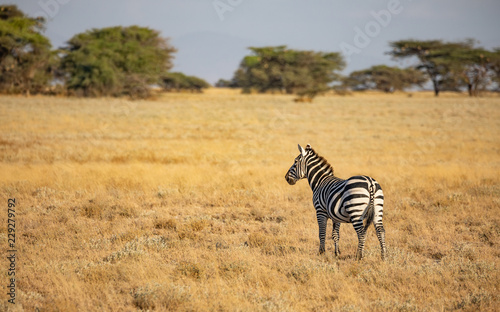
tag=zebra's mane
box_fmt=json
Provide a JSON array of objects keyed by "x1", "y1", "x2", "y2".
[{"x1": 307, "y1": 147, "x2": 334, "y2": 176}]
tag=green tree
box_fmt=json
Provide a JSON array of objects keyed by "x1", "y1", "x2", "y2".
[
  {"x1": 448, "y1": 47, "x2": 495, "y2": 96},
  {"x1": 161, "y1": 72, "x2": 210, "y2": 92},
  {"x1": 284, "y1": 50, "x2": 345, "y2": 99},
  {"x1": 491, "y1": 49, "x2": 500, "y2": 90},
  {"x1": 233, "y1": 46, "x2": 345, "y2": 100},
  {"x1": 233, "y1": 46, "x2": 288, "y2": 93},
  {"x1": 0, "y1": 5, "x2": 52, "y2": 95},
  {"x1": 388, "y1": 39, "x2": 473, "y2": 96},
  {"x1": 343, "y1": 65, "x2": 427, "y2": 93},
  {"x1": 60, "y1": 26, "x2": 176, "y2": 98}
]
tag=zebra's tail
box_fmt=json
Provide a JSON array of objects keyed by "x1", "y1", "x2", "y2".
[{"x1": 363, "y1": 180, "x2": 375, "y2": 231}]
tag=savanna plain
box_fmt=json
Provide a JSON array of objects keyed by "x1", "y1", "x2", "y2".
[{"x1": 0, "y1": 90, "x2": 499, "y2": 311}]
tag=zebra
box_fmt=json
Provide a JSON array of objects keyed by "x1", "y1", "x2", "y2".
[{"x1": 285, "y1": 144, "x2": 386, "y2": 260}]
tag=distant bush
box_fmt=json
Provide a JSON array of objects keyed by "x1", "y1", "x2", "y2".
[
  {"x1": 161, "y1": 72, "x2": 210, "y2": 92},
  {"x1": 343, "y1": 65, "x2": 427, "y2": 93},
  {"x1": 215, "y1": 78, "x2": 239, "y2": 88}
]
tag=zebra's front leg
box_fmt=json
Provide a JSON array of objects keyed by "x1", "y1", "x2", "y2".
[
  {"x1": 354, "y1": 221, "x2": 367, "y2": 260},
  {"x1": 332, "y1": 222, "x2": 341, "y2": 257},
  {"x1": 316, "y1": 212, "x2": 328, "y2": 254}
]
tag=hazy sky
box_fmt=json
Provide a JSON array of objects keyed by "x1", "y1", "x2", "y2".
[{"x1": 6, "y1": 0, "x2": 500, "y2": 84}]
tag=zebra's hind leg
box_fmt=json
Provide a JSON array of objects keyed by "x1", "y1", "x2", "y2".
[
  {"x1": 375, "y1": 225, "x2": 387, "y2": 260},
  {"x1": 332, "y1": 222, "x2": 341, "y2": 257},
  {"x1": 354, "y1": 222, "x2": 367, "y2": 260}
]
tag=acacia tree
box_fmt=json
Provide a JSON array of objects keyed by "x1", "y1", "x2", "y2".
[
  {"x1": 60, "y1": 26, "x2": 176, "y2": 98},
  {"x1": 491, "y1": 49, "x2": 500, "y2": 90},
  {"x1": 448, "y1": 47, "x2": 496, "y2": 96},
  {"x1": 0, "y1": 5, "x2": 52, "y2": 95},
  {"x1": 388, "y1": 40, "x2": 473, "y2": 96},
  {"x1": 287, "y1": 50, "x2": 345, "y2": 99},
  {"x1": 233, "y1": 46, "x2": 288, "y2": 93},
  {"x1": 343, "y1": 65, "x2": 427, "y2": 92},
  {"x1": 233, "y1": 46, "x2": 345, "y2": 100}
]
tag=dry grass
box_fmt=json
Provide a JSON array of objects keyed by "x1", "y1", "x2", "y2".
[{"x1": 0, "y1": 90, "x2": 499, "y2": 311}]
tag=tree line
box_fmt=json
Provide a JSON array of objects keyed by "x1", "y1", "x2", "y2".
[
  {"x1": 2, "y1": 5, "x2": 499, "y2": 100},
  {"x1": 219, "y1": 40, "x2": 500, "y2": 99},
  {"x1": 388, "y1": 40, "x2": 500, "y2": 96},
  {"x1": 0, "y1": 5, "x2": 209, "y2": 98}
]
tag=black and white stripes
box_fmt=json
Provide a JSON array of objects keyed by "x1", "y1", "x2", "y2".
[{"x1": 285, "y1": 144, "x2": 386, "y2": 260}]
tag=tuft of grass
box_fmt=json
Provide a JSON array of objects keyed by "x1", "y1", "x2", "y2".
[
  {"x1": 177, "y1": 261, "x2": 204, "y2": 279},
  {"x1": 154, "y1": 218, "x2": 177, "y2": 230},
  {"x1": 219, "y1": 260, "x2": 249, "y2": 278}
]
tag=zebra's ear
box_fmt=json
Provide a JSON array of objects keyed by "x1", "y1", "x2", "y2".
[
  {"x1": 298, "y1": 144, "x2": 306, "y2": 156},
  {"x1": 306, "y1": 144, "x2": 312, "y2": 150}
]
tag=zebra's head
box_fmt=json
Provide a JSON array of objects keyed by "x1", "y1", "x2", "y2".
[{"x1": 285, "y1": 144, "x2": 311, "y2": 185}]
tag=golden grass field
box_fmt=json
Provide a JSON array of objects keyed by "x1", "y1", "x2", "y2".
[{"x1": 0, "y1": 90, "x2": 499, "y2": 311}]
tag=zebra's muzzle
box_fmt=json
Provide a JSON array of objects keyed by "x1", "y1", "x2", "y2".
[{"x1": 285, "y1": 174, "x2": 297, "y2": 185}]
